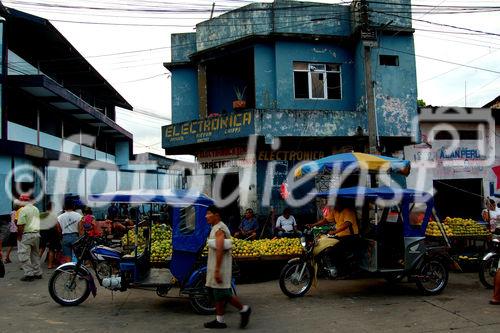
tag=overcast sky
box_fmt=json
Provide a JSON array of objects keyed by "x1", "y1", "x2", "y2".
[{"x1": 4, "y1": 0, "x2": 500, "y2": 158}]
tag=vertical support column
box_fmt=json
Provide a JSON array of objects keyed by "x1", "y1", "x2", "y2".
[
  {"x1": 61, "y1": 120, "x2": 64, "y2": 152},
  {"x1": 364, "y1": 45, "x2": 378, "y2": 154},
  {"x1": 360, "y1": 0, "x2": 378, "y2": 154},
  {"x1": 0, "y1": 16, "x2": 5, "y2": 140},
  {"x1": 198, "y1": 63, "x2": 208, "y2": 119},
  {"x1": 79, "y1": 128, "x2": 82, "y2": 156},
  {"x1": 36, "y1": 109, "x2": 40, "y2": 146}
]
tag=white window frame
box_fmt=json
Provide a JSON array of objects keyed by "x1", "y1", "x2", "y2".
[{"x1": 293, "y1": 62, "x2": 342, "y2": 100}]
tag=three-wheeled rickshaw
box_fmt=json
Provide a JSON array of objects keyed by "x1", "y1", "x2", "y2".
[
  {"x1": 48, "y1": 190, "x2": 228, "y2": 314},
  {"x1": 279, "y1": 186, "x2": 453, "y2": 297}
]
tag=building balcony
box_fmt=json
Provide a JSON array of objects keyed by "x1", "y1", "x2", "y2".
[{"x1": 7, "y1": 121, "x2": 116, "y2": 164}]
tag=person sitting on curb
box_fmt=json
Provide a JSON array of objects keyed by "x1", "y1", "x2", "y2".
[
  {"x1": 234, "y1": 208, "x2": 258, "y2": 240},
  {"x1": 275, "y1": 208, "x2": 302, "y2": 238}
]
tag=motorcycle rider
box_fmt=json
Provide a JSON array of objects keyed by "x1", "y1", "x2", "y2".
[{"x1": 306, "y1": 198, "x2": 359, "y2": 276}]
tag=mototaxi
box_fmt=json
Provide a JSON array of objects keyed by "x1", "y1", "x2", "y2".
[
  {"x1": 48, "y1": 190, "x2": 226, "y2": 314},
  {"x1": 279, "y1": 186, "x2": 453, "y2": 297}
]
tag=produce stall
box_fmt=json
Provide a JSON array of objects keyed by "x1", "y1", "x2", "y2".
[
  {"x1": 121, "y1": 224, "x2": 303, "y2": 266},
  {"x1": 426, "y1": 217, "x2": 491, "y2": 269}
]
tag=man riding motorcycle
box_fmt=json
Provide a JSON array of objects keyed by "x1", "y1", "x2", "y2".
[{"x1": 306, "y1": 199, "x2": 359, "y2": 277}]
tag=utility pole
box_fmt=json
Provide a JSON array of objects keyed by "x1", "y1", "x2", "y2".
[{"x1": 360, "y1": 0, "x2": 378, "y2": 154}]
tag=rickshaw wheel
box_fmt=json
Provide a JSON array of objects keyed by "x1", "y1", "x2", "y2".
[
  {"x1": 189, "y1": 276, "x2": 215, "y2": 315},
  {"x1": 415, "y1": 259, "x2": 448, "y2": 295},
  {"x1": 279, "y1": 260, "x2": 314, "y2": 298},
  {"x1": 48, "y1": 266, "x2": 91, "y2": 306},
  {"x1": 478, "y1": 255, "x2": 500, "y2": 289}
]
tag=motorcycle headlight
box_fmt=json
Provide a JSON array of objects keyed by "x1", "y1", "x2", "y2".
[
  {"x1": 300, "y1": 236, "x2": 306, "y2": 248},
  {"x1": 493, "y1": 238, "x2": 500, "y2": 249}
]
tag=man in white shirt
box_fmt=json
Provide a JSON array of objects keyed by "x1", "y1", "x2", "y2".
[
  {"x1": 57, "y1": 200, "x2": 83, "y2": 262},
  {"x1": 483, "y1": 198, "x2": 500, "y2": 232},
  {"x1": 275, "y1": 208, "x2": 302, "y2": 238}
]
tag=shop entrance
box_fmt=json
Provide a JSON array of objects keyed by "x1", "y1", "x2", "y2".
[
  {"x1": 219, "y1": 172, "x2": 241, "y2": 233},
  {"x1": 433, "y1": 178, "x2": 483, "y2": 220}
]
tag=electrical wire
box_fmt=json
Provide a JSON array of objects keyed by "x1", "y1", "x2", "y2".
[
  {"x1": 419, "y1": 50, "x2": 499, "y2": 83},
  {"x1": 380, "y1": 46, "x2": 500, "y2": 75},
  {"x1": 370, "y1": 9, "x2": 500, "y2": 38},
  {"x1": 118, "y1": 72, "x2": 169, "y2": 84}
]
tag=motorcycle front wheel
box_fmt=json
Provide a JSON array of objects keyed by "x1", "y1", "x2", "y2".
[
  {"x1": 48, "y1": 266, "x2": 91, "y2": 306},
  {"x1": 415, "y1": 259, "x2": 448, "y2": 295},
  {"x1": 279, "y1": 260, "x2": 313, "y2": 298},
  {"x1": 479, "y1": 255, "x2": 500, "y2": 289},
  {"x1": 189, "y1": 275, "x2": 215, "y2": 315}
]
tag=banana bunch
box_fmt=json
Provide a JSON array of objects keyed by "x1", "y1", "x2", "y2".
[
  {"x1": 121, "y1": 227, "x2": 146, "y2": 246},
  {"x1": 425, "y1": 221, "x2": 453, "y2": 237},
  {"x1": 151, "y1": 239, "x2": 172, "y2": 263},
  {"x1": 443, "y1": 217, "x2": 490, "y2": 237},
  {"x1": 230, "y1": 237, "x2": 303, "y2": 257},
  {"x1": 151, "y1": 224, "x2": 172, "y2": 242}
]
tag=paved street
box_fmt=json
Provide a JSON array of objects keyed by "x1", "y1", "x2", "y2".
[{"x1": 1, "y1": 257, "x2": 500, "y2": 333}]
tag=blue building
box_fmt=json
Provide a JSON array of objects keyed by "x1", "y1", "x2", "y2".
[
  {"x1": 162, "y1": 0, "x2": 417, "y2": 219},
  {"x1": 0, "y1": 7, "x2": 181, "y2": 217}
]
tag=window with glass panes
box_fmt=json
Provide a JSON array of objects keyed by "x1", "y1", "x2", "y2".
[{"x1": 293, "y1": 62, "x2": 341, "y2": 100}]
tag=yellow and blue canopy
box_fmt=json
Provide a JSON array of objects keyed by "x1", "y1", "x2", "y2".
[{"x1": 294, "y1": 152, "x2": 410, "y2": 177}]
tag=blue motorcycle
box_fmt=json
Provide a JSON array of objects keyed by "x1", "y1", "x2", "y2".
[{"x1": 48, "y1": 190, "x2": 226, "y2": 314}]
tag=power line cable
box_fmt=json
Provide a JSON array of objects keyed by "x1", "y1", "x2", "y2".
[
  {"x1": 118, "y1": 72, "x2": 169, "y2": 83},
  {"x1": 380, "y1": 46, "x2": 500, "y2": 75},
  {"x1": 117, "y1": 107, "x2": 171, "y2": 121},
  {"x1": 370, "y1": 9, "x2": 500, "y2": 38},
  {"x1": 419, "y1": 50, "x2": 498, "y2": 83}
]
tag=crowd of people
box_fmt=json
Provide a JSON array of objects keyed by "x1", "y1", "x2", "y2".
[{"x1": 0, "y1": 194, "x2": 105, "y2": 281}]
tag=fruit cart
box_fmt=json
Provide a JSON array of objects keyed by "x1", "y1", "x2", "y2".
[{"x1": 426, "y1": 217, "x2": 492, "y2": 269}]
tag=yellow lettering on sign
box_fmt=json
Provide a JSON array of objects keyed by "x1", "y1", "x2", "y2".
[
  {"x1": 172, "y1": 125, "x2": 180, "y2": 137},
  {"x1": 211, "y1": 118, "x2": 219, "y2": 131},
  {"x1": 258, "y1": 151, "x2": 266, "y2": 160},
  {"x1": 243, "y1": 112, "x2": 252, "y2": 125},
  {"x1": 189, "y1": 122, "x2": 197, "y2": 134},
  {"x1": 204, "y1": 120, "x2": 211, "y2": 132},
  {"x1": 166, "y1": 126, "x2": 173, "y2": 138},
  {"x1": 181, "y1": 123, "x2": 189, "y2": 135},
  {"x1": 234, "y1": 114, "x2": 242, "y2": 127},
  {"x1": 220, "y1": 117, "x2": 228, "y2": 129}
]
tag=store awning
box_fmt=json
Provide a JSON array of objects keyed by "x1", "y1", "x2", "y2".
[{"x1": 8, "y1": 74, "x2": 132, "y2": 140}]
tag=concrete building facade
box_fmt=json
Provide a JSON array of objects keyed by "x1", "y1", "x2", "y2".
[{"x1": 162, "y1": 0, "x2": 418, "y2": 222}]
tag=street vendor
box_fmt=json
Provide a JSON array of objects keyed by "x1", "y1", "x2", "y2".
[{"x1": 234, "y1": 208, "x2": 258, "y2": 240}]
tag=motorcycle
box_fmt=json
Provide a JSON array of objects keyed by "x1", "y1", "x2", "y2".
[
  {"x1": 279, "y1": 186, "x2": 453, "y2": 298},
  {"x1": 479, "y1": 232, "x2": 500, "y2": 289},
  {"x1": 48, "y1": 190, "x2": 225, "y2": 314}
]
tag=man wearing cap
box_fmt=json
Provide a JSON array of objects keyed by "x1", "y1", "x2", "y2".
[{"x1": 17, "y1": 194, "x2": 43, "y2": 281}]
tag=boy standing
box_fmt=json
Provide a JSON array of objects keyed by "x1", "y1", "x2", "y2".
[{"x1": 205, "y1": 205, "x2": 251, "y2": 329}]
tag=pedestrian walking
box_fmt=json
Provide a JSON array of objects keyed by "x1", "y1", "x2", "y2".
[
  {"x1": 16, "y1": 194, "x2": 43, "y2": 281},
  {"x1": 204, "y1": 205, "x2": 251, "y2": 329}
]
